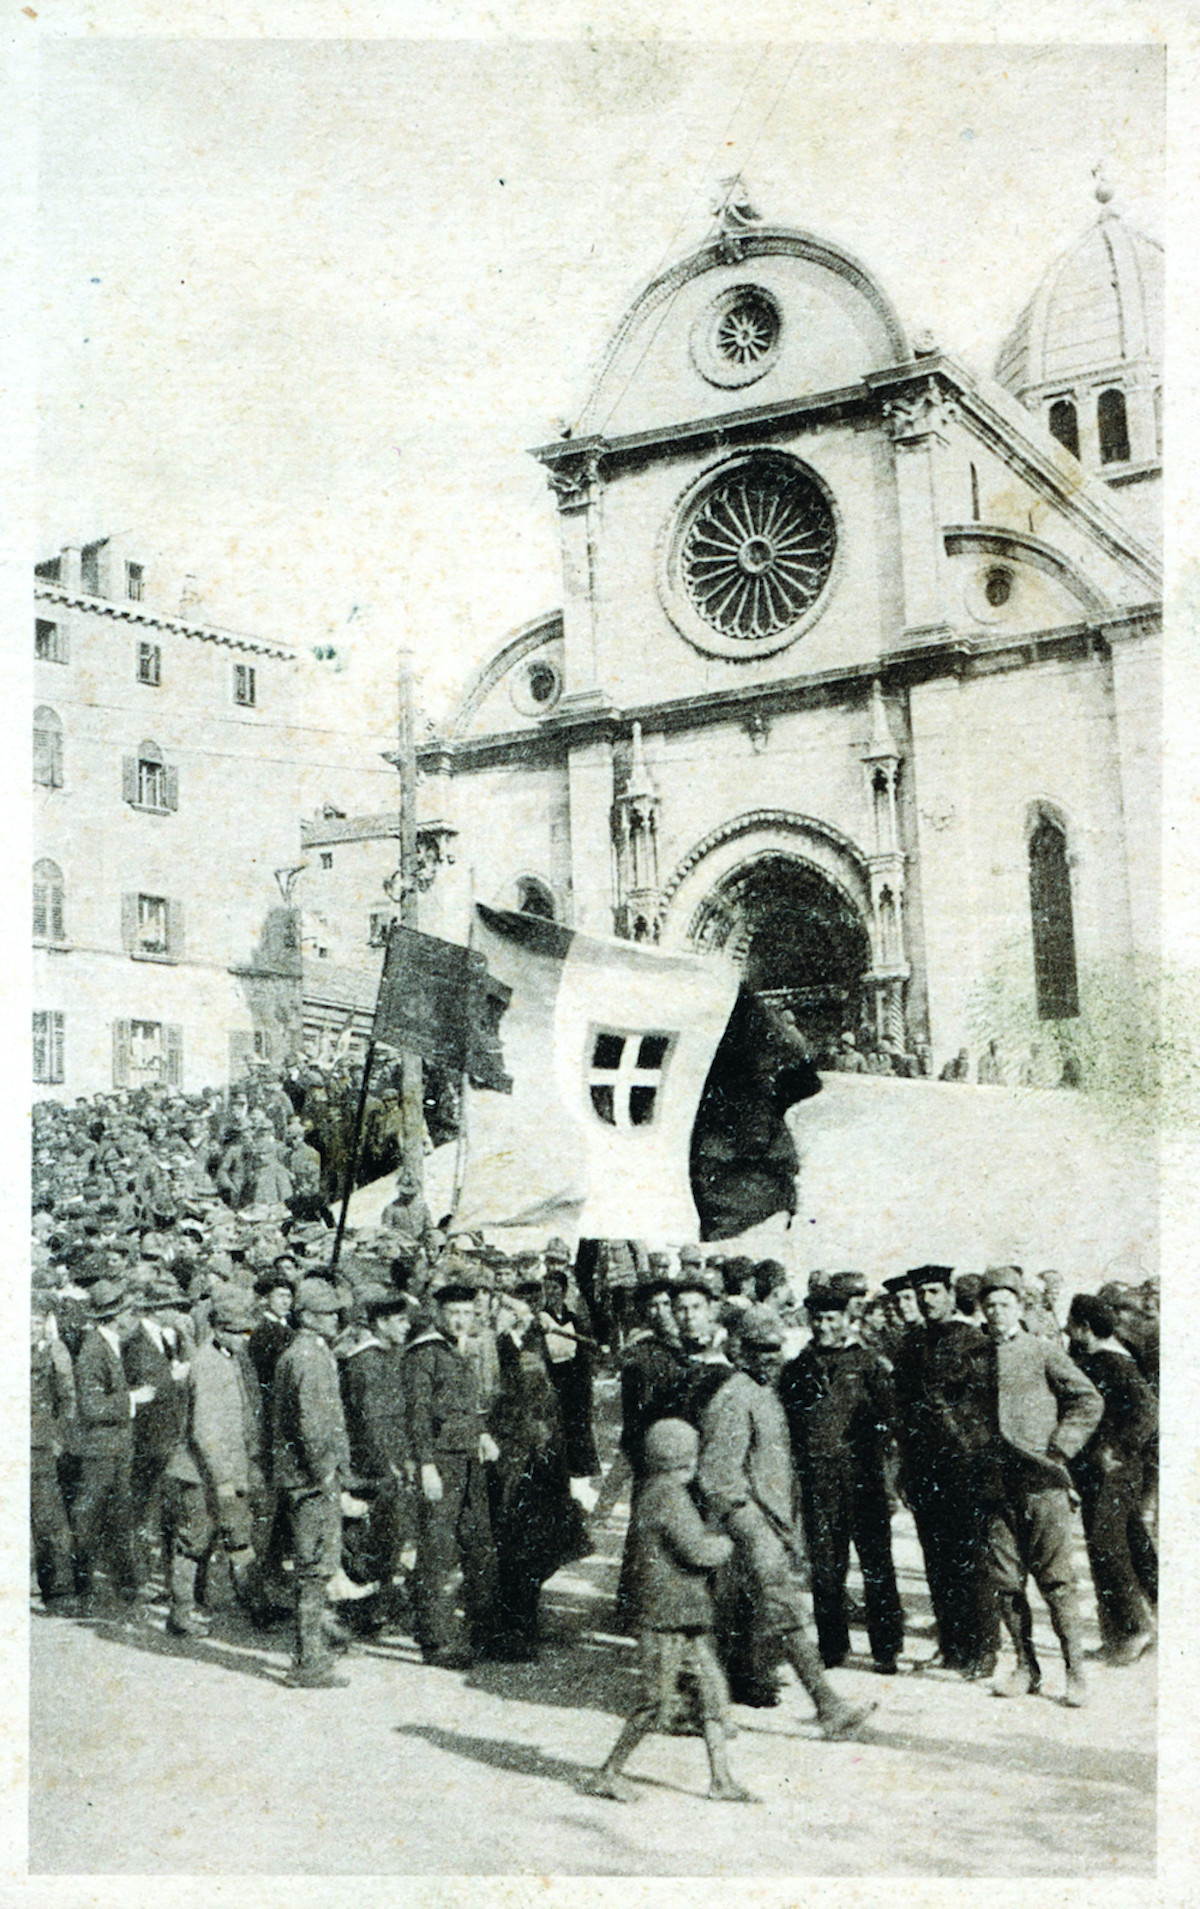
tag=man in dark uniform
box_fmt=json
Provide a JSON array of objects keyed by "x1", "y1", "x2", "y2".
[
  {"x1": 779, "y1": 1286, "x2": 903, "y2": 1674},
  {"x1": 69, "y1": 1277, "x2": 142, "y2": 1605},
  {"x1": 1065, "y1": 1292, "x2": 1157, "y2": 1661},
  {"x1": 892, "y1": 1265, "x2": 996, "y2": 1677},
  {"x1": 335, "y1": 1287, "x2": 413, "y2": 1629},
  {"x1": 272, "y1": 1276, "x2": 352, "y2": 1688},
  {"x1": 31, "y1": 1289, "x2": 77, "y2": 1608},
  {"x1": 620, "y1": 1279, "x2": 685, "y2": 1477},
  {"x1": 404, "y1": 1280, "x2": 499, "y2": 1668}
]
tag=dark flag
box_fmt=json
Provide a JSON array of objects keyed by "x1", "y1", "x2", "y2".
[
  {"x1": 372, "y1": 923, "x2": 512, "y2": 1092},
  {"x1": 689, "y1": 987, "x2": 822, "y2": 1241}
]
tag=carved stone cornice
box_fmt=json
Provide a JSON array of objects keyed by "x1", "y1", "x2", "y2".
[
  {"x1": 545, "y1": 449, "x2": 604, "y2": 514},
  {"x1": 882, "y1": 376, "x2": 959, "y2": 447}
]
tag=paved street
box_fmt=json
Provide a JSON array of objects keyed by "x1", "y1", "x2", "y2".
[{"x1": 30, "y1": 1421, "x2": 1155, "y2": 1878}]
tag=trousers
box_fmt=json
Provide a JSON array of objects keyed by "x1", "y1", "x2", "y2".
[
  {"x1": 800, "y1": 1466, "x2": 903, "y2": 1665},
  {"x1": 31, "y1": 1448, "x2": 74, "y2": 1601},
  {"x1": 413, "y1": 1455, "x2": 496, "y2": 1653},
  {"x1": 907, "y1": 1456, "x2": 996, "y2": 1667},
  {"x1": 1075, "y1": 1458, "x2": 1157, "y2": 1640},
  {"x1": 70, "y1": 1450, "x2": 139, "y2": 1594}
]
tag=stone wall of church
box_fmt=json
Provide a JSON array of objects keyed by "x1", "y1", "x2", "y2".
[
  {"x1": 579, "y1": 424, "x2": 902, "y2": 709},
  {"x1": 910, "y1": 651, "x2": 1136, "y2": 1074}
]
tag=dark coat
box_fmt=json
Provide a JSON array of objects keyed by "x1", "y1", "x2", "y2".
[
  {"x1": 1068, "y1": 1345, "x2": 1157, "y2": 1469},
  {"x1": 404, "y1": 1330, "x2": 483, "y2": 1465},
  {"x1": 340, "y1": 1339, "x2": 408, "y2": 1483},
  {"x1": 626, "y1": 1472, "x2": 733, "y2": 1630},
  {"x1": 488, "y1": 1332, "x2": 584, "y2": 1583},
  {"x1": 74, "y1": 1328, "x2": 134, "y2": 1455},
  {"x1": 779, "y1": 1341, "x2": 896, "y2": 1476},
  {"x1": 31, "y1": 1338, "x2": 76, "y2": 1454},
  {"x1": 619, "y1": 1334, "x2": 685, "y2": 1472},
  {"x1": 123, "y1": 1321, "x2": 187, "y2": 1461},
  {"x1": 892, "y1": 1318, "x2": 993, "y2": 1468},
  {"x1": 271, "y1": 1327, "x2": 351, "y2": 1492}
]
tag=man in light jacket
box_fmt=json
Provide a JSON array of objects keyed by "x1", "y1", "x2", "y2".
[
  {"x1": 161, "y1": 1286, "x2": 267, "y2": 1635},
  {"x1": 978, "y1": 1268, "x2": 1103, "y2": 1706}
]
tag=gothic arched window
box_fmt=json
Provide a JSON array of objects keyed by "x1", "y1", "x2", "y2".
[
  {"x1": 1097, "y1": 387, "x2": 1130, "y2": 465},
  {"x1": 1048, "y1": 398, "x2": 1080, "y2": 459},
  {"x1": 1029, "y1": 815, "x2": 1079, "y2": 1020}
]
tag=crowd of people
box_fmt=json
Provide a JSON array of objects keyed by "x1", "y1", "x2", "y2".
[{"x1": 30, "y1": 1076, "x2": 1159, "y2": 1802}]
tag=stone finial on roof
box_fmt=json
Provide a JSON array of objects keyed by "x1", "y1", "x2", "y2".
[{"x1": 711, "y1": 175, "x2": 762, "y2": 234}]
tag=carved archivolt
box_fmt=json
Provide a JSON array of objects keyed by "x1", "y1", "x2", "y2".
[{"x1": 656, "y1": 809, "x2": 872, "y2": 940}]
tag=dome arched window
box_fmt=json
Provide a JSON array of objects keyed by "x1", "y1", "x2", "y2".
[
  {"x1": 1097, "y1": 387, "x2": 1130, "y2": 465},
  {"x1": 1047, "y1": 398, "x2": 1080, "y2": 459}
]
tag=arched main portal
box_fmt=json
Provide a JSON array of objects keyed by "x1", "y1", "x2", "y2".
[{"x1": 689, "y1": 851, "x2": 872, "y2": 1046}]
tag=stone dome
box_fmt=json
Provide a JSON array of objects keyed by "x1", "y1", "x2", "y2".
[{"x1": 995, "y1": 210, "x2": 1163, "y2": 400}]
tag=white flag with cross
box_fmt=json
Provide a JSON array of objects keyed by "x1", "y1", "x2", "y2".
[{"x1": 450, "y1": 905, "x2": 740, "y2": 1243}]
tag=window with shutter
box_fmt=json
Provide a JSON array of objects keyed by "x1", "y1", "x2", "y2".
[
  {"x1": 33, "y1": 860, "x2": 65, "y2": 942},
  {"x1": 126, "y1": 739, "x2": 177, "y2": 812},
  {"x1": 121, "y1": 893, "x2": 138, "y2": 953},
  {"x1": 166, "y1": 1024, "x2": 183, "y2": 1087},
  {"x1": 34, "y1": 1011, "x2": 65, "y2": 1084},
  {"x1": 167, "y1": 898, "x2": 185, "y2": 960},
  {"x1": 234, "y1": 664, "x2": 257, "y2": 706},
  {"x1": 135, "y1": 894, "x2": 169, "y2": 956},
  {"x1": 34, "y1": 708, "x2": 63, "y2": 788},
  {"x1": 113, "y1": 1019, "x2": 132, "y2": 1087},
  {"x1": 36, "y1": 620, "x2": 68, "y2": 663},
  {"x1": 137, "y1": 642, "x2": 161, "y2": 685}
]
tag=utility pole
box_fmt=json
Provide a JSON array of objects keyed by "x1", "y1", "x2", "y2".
[
  {"x1": 396, "y1": 651, "x2": 426, "y2": 1193},
  {"x1": 329, "y1": 650, "x2": 425, "y2": 1273}
]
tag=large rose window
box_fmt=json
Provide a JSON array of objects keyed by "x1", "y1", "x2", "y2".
[{"x1": 673, "y1": 456, "x2": 837, "y2": 649}]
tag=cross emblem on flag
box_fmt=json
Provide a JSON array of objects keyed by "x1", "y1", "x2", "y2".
[{"x1": 587, "y1": 1030, "x2": 674, "y2": 1128}]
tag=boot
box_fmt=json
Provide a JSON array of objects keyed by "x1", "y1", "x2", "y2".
[
  {"x1": 166, "y1": 1555, "x2": 211, "y2": 1638},
  {"x1": 286, "y1": 1581, "x2": 348, "y2": 1689},
  {"x1": 992, "y1": 1592, "x2": 1041, "y2": 1697},
  {"x1": 785, "y1": 1630, "x2": 878, "y2": 1740},
  {"x1": 229, "y1": 1549, "x2": 274, "y2": 1629},
  {"x1": 1047, "y1": 1594, "x2": 1088, "y2": 1708}
]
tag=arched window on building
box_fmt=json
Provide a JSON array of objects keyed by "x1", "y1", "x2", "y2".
[
  {"x1": 1048, "y1": 397, "x2": 1080, "y2": 459},
  {"x1": 1097, "y1": 387, "x2": 1130, "y2": 465},
  {"x1": 33, "y1": 859, "x2": 65, "y2": 942},
  {"x1": 33, "y1": 707, "x2": 63, "y2": 788},
  {"x1": 1028, "y1": 813, "x2": 1079, "y2": 1020},
  {"x1": 516, "y1": 876, "x2": 555, "y2": 920}
]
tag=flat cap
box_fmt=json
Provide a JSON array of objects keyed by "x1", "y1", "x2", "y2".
[
  {"x1": 738, "y1": 1303, "x2": 784, "y2": 1348},
  {"x1": 980, "y1": 1266, "x2": 1023, "y2": 1297},
  {"x1": 294, "y1": 1276, "x2": 343, "y2": 1315},
  {"x1": 907, "y1": 1264, "x2": 954, "y2": 1287}
]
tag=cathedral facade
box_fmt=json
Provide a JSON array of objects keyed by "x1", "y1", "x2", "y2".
[{"x1": 418, "y1": 189, "x2": 1162, "y2": 1086}]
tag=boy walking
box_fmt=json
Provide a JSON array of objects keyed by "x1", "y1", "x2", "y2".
[{"x1": 584, "y1": 1418, "x2": 756, "y2": 1804}]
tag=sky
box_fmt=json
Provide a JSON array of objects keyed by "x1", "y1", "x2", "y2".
[{"x1": 36, "y1": 39, "x2": 1165, "y2": 729}]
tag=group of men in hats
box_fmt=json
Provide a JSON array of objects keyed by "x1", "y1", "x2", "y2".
[{"x1": 33, "y1": 1074, "x2": 1159, "y2": 1752}]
